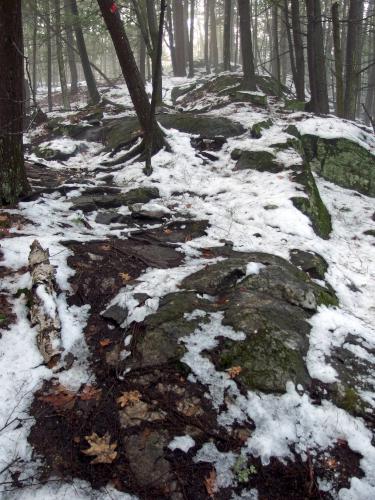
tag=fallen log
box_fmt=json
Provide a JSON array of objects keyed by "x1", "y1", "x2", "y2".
[{"x1": 28, "y1": 240, "x2": 64, "y2": 368}]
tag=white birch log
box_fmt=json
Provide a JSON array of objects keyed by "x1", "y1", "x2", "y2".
[{"x1": 28, "y1": 240, "x2": 64, "y2": 367}]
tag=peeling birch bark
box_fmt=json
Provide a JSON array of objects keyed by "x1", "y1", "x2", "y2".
[{"x1": 28, "y1": 240, "x2": 64, "y2": 368}]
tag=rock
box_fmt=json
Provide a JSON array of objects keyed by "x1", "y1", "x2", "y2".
[
  {"x1": 95, "y1": 211, "x2": 123, "y2": 225},
  {"x1": 291, "y1": 162, "x2": 332, "y2": 239},
  {"x1": 124, "y1": 430, "x2": 172, "y2": 488},
  {"x1": 301, "y1": 134, "x2": 375, "y2": 197},
  {"x1": 134, "y1": 219, "x2": 209, "y2": 244},
  {"x1": 130, "y1": 203, "x2": 170, "y2": 221},
  {"x1": 251, "y1": 119, "x2": 273, "y2": 139},
  {"x1": 103, "y1": 114, "x2": 245, "y2": 152},
  {"x1": 35, "y1": 142, "x2": 79, "y2": 161},
  {"x1": 171, "y1": 82, "x2": 197, "y2": 104},
  {"x1": 233, "y1": 150, "x2": 283, "y2": 173},
  {"x1": 70, "y1": 187, "x2": 159, "y2": 213},
  {"x1": 234, "y1": 91, "x2": 267, "y2": 107},
  {"x1": 289, "y1": 249, "x2": 328, "y2": 280},
  {"x1": 284, "y1": 100, "x2": 306, "y2": 111},
  {"x1": 190, "y1": 136, "x2": 227, "y2": 151},
  {"x1": 102, "y1": 304, "x2": 128, "y2": 325},
  {"x1": 129, "y1": 292, "x2": 213, "y2": 369},
  {"x1": 363, "y1": 229, "x2": 375, "y2": 237}
]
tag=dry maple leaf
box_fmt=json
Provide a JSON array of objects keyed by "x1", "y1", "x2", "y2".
[
  {"x1": 226, "y1": 366, "x2": 242, "y2": 379},
  {"x1": 117, "y1": 390, "x2": 141, "y2": 408},
  {"x1": 79, "y1": 385, "x2": 102, "y2": 401},
  {"x1": 82, "y1": 432, "x2": 117, "y2": 464},
  {"x1": 119, "y1": 272, "x2": 132, "y2": 283},
  {"x1": 204, "y1": 469, "x2": 217, "y2": 498},
  {"x1": 38, "y1": 383, "x2": 76, "y2": 411}
]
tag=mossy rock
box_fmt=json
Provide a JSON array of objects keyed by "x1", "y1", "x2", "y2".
[
  {"x1": 291, "y1": 162, "x2": 332, "y2": 239},
  {"x1": 233, "y1": 150, "x2": 283, "y2": 173},
  {"x1": 284, "y1": 100, "x2": 306, "y2": 111},
  {"x1": 35, "y1": 143, "x2": 78, "y2": 161},
  {"x1": 331, "y1": 384, "x2": 368, "y2": 418},
  {"x1": 129, "y1": 292, "x2": 213, "y2": 369},
  {"x1": 233, "y1": 91, "x2": 267, "y2": 107},
  {"x1": 289, "y1": 249, "x2": 328, "y2": 280},
  {"x1": 171, "y1": 82, "x2": 198, "y2": 104},
  {"x1": 251, "y1": 119, "x2": 273, "y2": 139},
  {"x1": 301, "y1": 135, "x2": 375, "y2": 197},
  {"x1": 102, "y1": 113, "x2": 245, "y2": 152}
]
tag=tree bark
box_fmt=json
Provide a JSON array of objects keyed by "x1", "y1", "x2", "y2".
[
  {"x1": 97, "y1": 0, "x2": 165, "y2": 160},
  {"x1": 209, "y1": 0, "x2": 219, "y2": 72},
  {"x1": 305, "y1": 0, "x2": 329, "y2": 113},
  {"x1": 0, "y1": 0, "x2": 30, "y2": 205},
  {"x1": 271, "y1": 3, "x2": 281, "y2": 94},
  {"x1": 223, "y1": 0, "x2": 232, "y2": 71},
  {"x1": 332, "y1": 1, "x2": 344, "y2": 117},
  {"x1": 46, "y1": 0, "x2": 53, "y2": 111},
  {"x1": 204, "y1": 0, "x2": 210, "y2": 72},
  {"x1": 64, "y1": 0, "x2": 79, "y2": 95},
  {"x1": 173, "y1": 0, "x2": 186, "y2": 76},
  {"x1": 343, "y1": 0, "x2": 364, "y2": 119},
  {"x1": 238, "y1": 0, "x2": 256, "y2": 89},
  {"x1": 290, "y1": 0, "x2": 305, "y2": 100},
  {"x1": 54, "y1": 0, "x2": 70, "y2": 110},
  {"x1": 188, "y1": 0, "x2": 195, "y2": 77},
  {"x1": 166, "y1": 1, "x2": 177, "y2": 75},
  {"x1": 69, "y1": 0, "x2": 101, "y2": 105}
]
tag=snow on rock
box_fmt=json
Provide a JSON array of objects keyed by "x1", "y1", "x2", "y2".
[{"x1": 168, "y1": 435, "x2": 196, "y2": 452}]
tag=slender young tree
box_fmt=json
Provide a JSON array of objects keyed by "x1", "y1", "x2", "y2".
[
  {"x1": 54, "y1": 0, "x2": 70, "y2": 110},
  {"x1": 0, "y1": 0, "x2": 30, "y2": 205},
  {"x1": 64, "y1": 0, "x2": 78, "y2": 95},
  {"x1": 188, "y1": 0, "x2": 195, "y2": 77},
  {"x1": 290, "y1": 0, "x2": 305, "y2": 100},
  {"x1": 332, "y1": 1, "x2": 344, "y2": 117},
  {"x1": 69, "y1": 0, "x2": 101, "y2": 105},
  {"x1": 173, "y1": 0, "x2": 186, "y2": 75},
  {"x1": 238, "y1": 0, "x2": 257, "y2": 89},
  {"x1": 97, "y1": 0, "x2": 165, "y2": 164}
]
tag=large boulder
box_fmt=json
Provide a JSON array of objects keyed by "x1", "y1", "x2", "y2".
[{"x1": 301, "y1": 134, "x2": 375, "y2": 197}]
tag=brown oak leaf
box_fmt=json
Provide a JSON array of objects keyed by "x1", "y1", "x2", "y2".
[
  {"x1": 117, "y1": 390, "x2": 141, "y2": 408},
  {"x1": 226, "y1": 366, "x2": 242, "y2": 379},
  {"x1": 119, "y1": 272, "x2": 132, "y2": 283},
  {"x1": 204, "y1": 469, "x2": 218, "y2": 498},
  {"x1": 79, "y1": 385, "x2": 102, "y2": 401},
  {"x1": 82, "y1": 432, "x2": 117, "y2": 464},
  {"x1": 38, "y1": 384, "x2": 76, "y2": 411}
]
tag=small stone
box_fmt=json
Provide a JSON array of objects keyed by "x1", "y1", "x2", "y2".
[{"x1": 102, "y1": 304, "x2": 128, "y2": 325}]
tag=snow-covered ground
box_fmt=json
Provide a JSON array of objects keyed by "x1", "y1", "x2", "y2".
[{"x1": 1, "y1": 76, "x2": 374, "y2": 498}]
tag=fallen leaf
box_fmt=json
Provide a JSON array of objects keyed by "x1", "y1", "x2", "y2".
[
  {"x1": 99, "y1": 338, "x2": 112, "y2": 348},
  {"x1": 163, "y1": 228, "x2": 173, "y2": 235},
  {"x1": 117, "y1": 390, "x2": 141, "y2": 408},
  {"x1": 204, "y1": 469, "x2": 217, "y2": 498},
  {"x1": 38, "y1": 384, "x2": 76, "y2": 411},
  {"x1": 202, "y1": 249, "x2": 214, "y2": 259},
  {"x1": 119, "y1": 272, "x2": 132, "y2": 283},
  {"x1": 226, "y1": 366, "x2": 242, "y2": 379},
  {"x1": 79, "y1": 385, "x2": 102, "y2": 401},
  {"x1": 324, "y1": 457, "x2": 338, "y2": 469},
  {"x1": 82, "y1": 432, "x2": 117, "y2": 464}
]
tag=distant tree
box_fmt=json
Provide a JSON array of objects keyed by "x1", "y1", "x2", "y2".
[
  {"x1": 332, "y1": 1, "x2": 344, "y2": 117},
  {"x1": 64, "y1": 0, "x2": 79, "y2": 95},
  {"x1": 290, "y1": 0, "x2": 305, "y2": 100},
  {"x1": 173, "y1": 0, "x2": 187, "y2": 75},
  {"x1": 0, "y1": 0, "x2": 30, "y2": 205},
  {"x1": 223, "y1": 0, "x2": 232, "y2": 72},
  {"x1": 54, "y1": 0, "x2": 70, "y2": 110}
]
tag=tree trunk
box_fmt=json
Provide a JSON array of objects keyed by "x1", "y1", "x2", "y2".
[
  {"x1": 166, "y1": 1, "x2": 177, "y2": 75},
  {"x1": 305, "y1": 0, "x2": 329, "y2": 113},
  {"x1": 69, "y1": 0, "x2": 101, "y2": 105},
  {"x1": 54, "y1": 0, "x2": 70, "y2": 110},
  {"x1": 146, "y1": 0, "x2": 162, "y2": 104},
  {"x1": 223, "y1": 0, "x2": 232, "y2": 72},
  {"x1": 188, "y1": 0, "x2": 195, "y2": 77},
  {"x1": 332, "y1": 1, "x2": 344, "y2": 117},
  {"x1": 290, "y1": 0, "x2": 305, "y2": 100},
  {"x1": 343, "y1": 0, "x2": 364, "y2": 119},
  {"x1": 238, "y1": 0, "x2": 256, "y2": 89},
  {"x1": 0, "y1": 0, "x2": 30, "y2": 205},
  {"x1": 139, "y1": 29, "x2": 146, "y2": 83},
  {"x1": 210, "y1": 0, "x2": 219, "y2": 72},
  {"x1": 32, "y1": 2, "x2": 38, "y2": 104},
  {"x1": 46, "y1": 0, "x2": 53, "y2": 111},
  {"x1": 64, "y1": 0, "x2": 79, "y2": 95},
  {"x1": 173, "y1": 0, "x2": 186, "y2": 76},
  {"x1": 271, "y1": 3, "x2": 281, "y2": 94},
  {"x1": 284, "y1": 0, "x2": 298, "y2": 95},
  {"x1": 204, "y1": 0, "x2": 210, "y2": 72},
  {"x1": 97, "y1": 0, "x2": 164, "y2": 157}
]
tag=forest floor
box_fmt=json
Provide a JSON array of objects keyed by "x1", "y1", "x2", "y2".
[{"x1": 0, "y1": 73, "x2": 375, "y2": 499}]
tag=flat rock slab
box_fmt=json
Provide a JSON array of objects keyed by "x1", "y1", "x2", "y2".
[
  {"x1": 70, "y1": 187, "x2": 160, "y2": 212},
  {"x1": 232, "y1": 149, "x2": 283, "y2": 173},
  {"x1": 132, "y1": 219, "x2": 209, "y2": 244}
]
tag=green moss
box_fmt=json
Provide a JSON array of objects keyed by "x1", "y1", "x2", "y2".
[
  {"x1": 291, "y1": 162, "x2": 332, "y2": 239},
  {"x1": 0, "y1": 313, "x2": 6, "y2": 324},
  {"x1": 251, "y1": 119, "x2": 273, "y2": 139},
  {"x1": 336, "y1": 386, "x2": 366, "y2": 416},
  {"x1": 284, "y1": 99, "x2": 306, "y2": 111}
]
